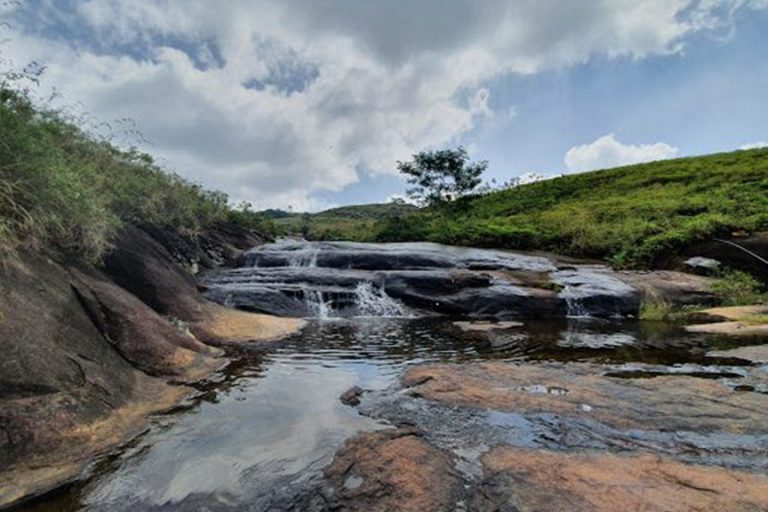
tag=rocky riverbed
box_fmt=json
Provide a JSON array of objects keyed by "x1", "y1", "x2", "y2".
[
  {"x1": 202, "y1": 240, "x2": 716, "y2": 319},
  {"x1": 5, "y1": 239, "x2": 768, "y2": 511}
]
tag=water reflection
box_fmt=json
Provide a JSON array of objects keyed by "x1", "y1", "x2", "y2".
[{"x1": 13, "y1": 318, "x2": 750, "y2": 511}]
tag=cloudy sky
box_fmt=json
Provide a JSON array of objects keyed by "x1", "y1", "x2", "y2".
[{"x1": 2, "y1": 0, "x2": 767, "y2": 210}]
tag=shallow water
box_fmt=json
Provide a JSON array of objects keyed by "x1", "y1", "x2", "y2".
[{"x1": 13, "y1": 317, "x2": 753, "y2": 511}]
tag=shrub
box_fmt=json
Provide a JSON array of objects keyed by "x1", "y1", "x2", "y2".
[{"x1": 711, "y1": 269, "x2": 766, "y2": 306}]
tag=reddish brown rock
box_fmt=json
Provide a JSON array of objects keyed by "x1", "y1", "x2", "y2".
[
  {"x1": 402, "y1": 362, "x2": 768, "y2": 433},
  {"x1": 0, "y1": 252, "x2": 200, "y2": 507},
  {"x1": 319, "y1": 428, "x2": 462, "y2": 512},
  {"x1": 0, "y1": 229, "x2": 302, "y2": 507},
  {"x1": 70, "y1": 268, "x2": 225, "y2": 381},
  {"x1": 474, "y1": 447, "x2": 768, "y2": 512}
]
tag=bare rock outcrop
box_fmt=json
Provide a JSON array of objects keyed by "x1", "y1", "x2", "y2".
[
  {"x1": 308, "y1": 428, "x2": 462, "y2": 512},
  {"x1": 473, "y1": 447, "x2": 768, "y2": 511}
]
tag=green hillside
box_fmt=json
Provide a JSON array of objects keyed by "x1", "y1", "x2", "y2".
[
  {"x1": 0, "y1": 83, "x2": 271, "y2": 262},
  {"x1": 273, "y1": 202, "x2": 417, "y2": 239},
  {"x1": 309, "y1": 149, "x2": 768, "y2": 268}
]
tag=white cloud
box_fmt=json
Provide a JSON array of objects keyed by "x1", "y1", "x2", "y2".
[
  {"x1": 564, "y1": 134, "x2": 679, "y2": 173},
  {"x1": 739, "y1": 141, "x2": 768, "y2": 150},
  {"x1": 2, "y1": 0, "x2": 764, "y2": 208}
]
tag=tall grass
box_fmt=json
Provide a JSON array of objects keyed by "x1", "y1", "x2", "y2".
[{"x1": 0, "y1": 81, "x2": 249, "y2": 261}]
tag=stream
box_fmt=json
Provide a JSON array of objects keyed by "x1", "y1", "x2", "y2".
[
  {"x1": 16, "y1": 317, "x2": 743, "y2": 512},
  {"x1": 13, "y1": 241, "x2": 763, "y2": 511}
]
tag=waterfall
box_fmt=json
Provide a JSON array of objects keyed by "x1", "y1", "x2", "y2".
[
  {"x1": 302, "y1": 282, "x2": 407, "y2": 319},
  {"x1": 354, "y1": 282, "x2": 408, "y2": 317},
  {"x1": 304, "y1": 289, "x2": 332, "y2": 320},
  {"x1": 289, "y1": 248, "x2": 319, "y2": 268},
  {"x1": 561, "y1": 286, "x2": 590, "y2": 318}
]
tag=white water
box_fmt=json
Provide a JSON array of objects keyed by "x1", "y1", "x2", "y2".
[
  {"x1": 301, "y1": 282, "x2": 408, "y2": 320},
  {"x1": 353, "y1": 281, "x2": 408, "y2": 318},
  {"x1": 304, "y1": 288, "x2": 332, "y2": 319},
  {"x1": 289, "y1": 248, "x2": 319, "y2": 268},
  {"x1": 563, "y1": 289, "x2": 590, "y2": 318}
]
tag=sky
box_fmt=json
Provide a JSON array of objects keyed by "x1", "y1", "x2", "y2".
[{"x1": 1, "y1": 0, "x2": 767, "y2": 211}]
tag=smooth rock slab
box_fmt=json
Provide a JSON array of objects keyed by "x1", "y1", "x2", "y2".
[
  {"x1": 401, "y1": 362, "x2": 768, "y2": 433},
  {"x1": 308, "y1": 428, "x2": 462, "y2": 512},
  {"x1": 474, "y1": 447, "x2": 768, "y2": 512}
]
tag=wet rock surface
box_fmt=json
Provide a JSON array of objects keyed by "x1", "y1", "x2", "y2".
[
  {"x1": 399, "y1": 361, "x2": 768, "y2": 434},
  {"x1": 2, "y1": 238, "x2": 753, "y2": 511},
  {"x1": 0, "y1": 226, "x2": 302, "y2": 508},
  {"x1": 342, "y1": 347, "x2": 768, "y2": 510},
  {"x1": 203, "y1": 241, "x2": 713, "y2": 319},
  {"x1": 0, "y1": 251, "x2": 202, "y2": 507},
  {"x1": 298, "y1": 428, "x2": 463, "y2": 512},
  {"x1": 13, "y1": 312, "x2": 768, "y2": 511}
]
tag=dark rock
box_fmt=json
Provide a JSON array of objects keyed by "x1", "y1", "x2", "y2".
[
  {"x1": 340, "y1": 386, "x2": 364, "y2": 406},
  {"x1": 69, "y1": 268, "x2": 225, "y2": 381},
  {"x1": 676, "y1": 232, "x2": 768, "y2": 284},
  {"x1": 0, "y1": 225, "x2": 299, "y2": 507},
  {"x1": 615, "y1": 270, "x2": 718, "y2": 308},
  {"x1": 103, "y1": 225, "x2": 206, "y2": 321},
  {"x1": 0, "y1": 251, "x2": 199, "y2": 507},
  {"x1": 206, "y1": 242, "x2": 725, "y2": 321},
  {"x1": 140, "y1": 222, "x2": 266, "y2": 272}
]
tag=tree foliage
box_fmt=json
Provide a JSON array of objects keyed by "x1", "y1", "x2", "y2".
[{"x1": 397, "y1": 146, "x2": 487, "y2": 206}]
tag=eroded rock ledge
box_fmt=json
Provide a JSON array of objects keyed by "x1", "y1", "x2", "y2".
[
  {"x1": 320, "y1": 356, "x2": 768, "y2": 511},
  {"x1": 0, "y1": 224, "x2": 304, "y2": 508},
  {"x1": 203, "y1": 240, "x2": 717, "y2": 319}
]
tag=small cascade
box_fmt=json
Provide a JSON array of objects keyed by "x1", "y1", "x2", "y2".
[
  {"x1": 561, "y1": 286, "x2": 591, "y2": 319},
  {"x1": 209, "y1": 241, "x2": 640, "y2": 319},
  {"x1": 354, "y1": 282, "x2": 408, "y2": 317},
  {"x1": 289, "y1": 248, "x2": 319, "y2": 268},
  {"x1": 304, "y1": 288, "x2": 332, "y2": 320}
]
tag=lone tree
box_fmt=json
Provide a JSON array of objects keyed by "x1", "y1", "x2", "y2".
[{"x1": 397, "y1": 146, "x2": 487, "y2": 206}]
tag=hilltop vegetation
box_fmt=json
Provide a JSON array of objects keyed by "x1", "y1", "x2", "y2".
[
  {"x1": 273, "y1": 201, "x2": 416, "y2": 239},
  {"x1": 296, "y1": 149, "x2": 768, "y2": 268},
  {"x1": 0, "y1": 81, "x2": 271, "y2": 261}
]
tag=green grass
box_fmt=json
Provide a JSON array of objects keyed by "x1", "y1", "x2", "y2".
[
  {"x1": 711, "y1": 269, "x2": 767, "y2": 306},
  {"x1": 0, "y1": 83, "x2": 271, "y2": 261},
  {"x1": 273, "y1": 202, "x2": 416, "y2": 240},
  {"x1": 308, "y1": 149, "x2": 768, "y2": 268}
]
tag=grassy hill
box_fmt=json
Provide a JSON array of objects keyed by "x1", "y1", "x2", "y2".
[
  {"x1": 272, "y1": 202, "x2": 417, "y2": 239},
  {"x1": 300, "y1": 149, "x2": 768, "y2": 268},
  {"x1": 0, "y1": 81, "x2": 273, "y2": 262}
]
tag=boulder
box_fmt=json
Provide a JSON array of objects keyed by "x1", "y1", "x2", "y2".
[
  {"x1": 103, "y1": 224, "x2": 206, "y2": 321},
  {"x1": 684, "y1": 256, "x2": 721, "y2": 275},
  {"x1": 0, "y1": 252, "x2": 202, "y2": 507}
]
